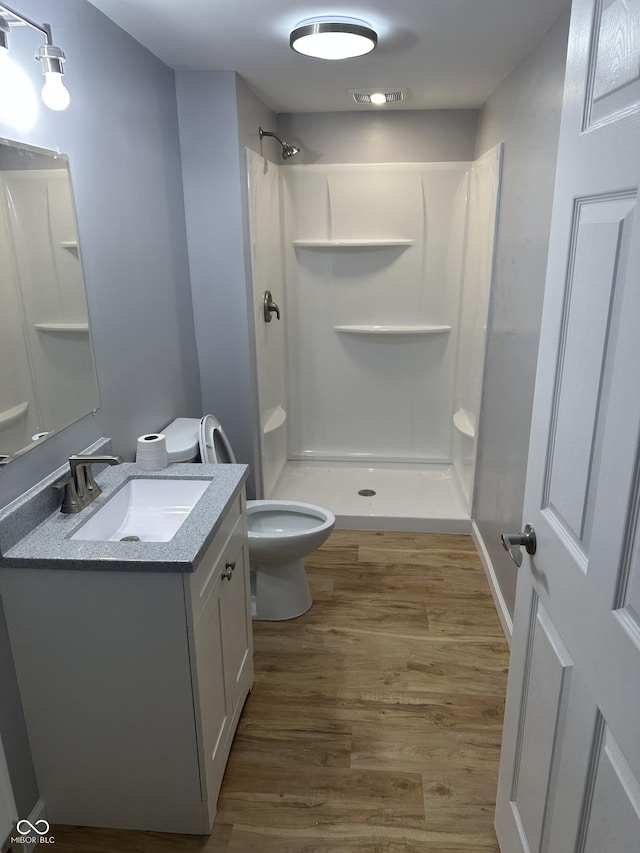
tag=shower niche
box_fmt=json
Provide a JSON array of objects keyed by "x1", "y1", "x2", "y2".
[{"x1": 247, "y1": 147, "x2": 501, "y2": 531}]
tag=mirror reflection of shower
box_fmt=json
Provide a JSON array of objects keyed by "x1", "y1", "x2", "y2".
[{"x1": 258, "y1": 127, "x2": 300, "y2": 160}]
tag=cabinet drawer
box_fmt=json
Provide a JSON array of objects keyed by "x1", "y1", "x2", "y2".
[{"x1": 185, "y1": 492, "x2": 245, "y2": 627}]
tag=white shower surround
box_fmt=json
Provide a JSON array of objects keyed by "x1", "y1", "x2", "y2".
[
  {"x1": 246, "y1": 152, "x2": 288, "y2": 499},
  {"x1": 452, "y1": 145, "x2": 502, "y2": 507},
  {"x1": 283, "y1": 162, "x2": 469, "y2": 465},
  {"x1": 247, "y1": 150, "x2": 501, "y2": 530}
]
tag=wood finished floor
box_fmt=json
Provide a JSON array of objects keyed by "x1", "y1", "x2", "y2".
[{"x1": 51, "y1": 530, "x2": 509, "y2": 852}]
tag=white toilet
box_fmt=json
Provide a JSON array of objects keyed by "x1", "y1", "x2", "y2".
[{"x1": 162, "y1": 416, "x2": 335, "y2": 621}]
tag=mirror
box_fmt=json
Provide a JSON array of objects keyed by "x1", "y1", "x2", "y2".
[{"x1": 0, "y1": 138, "x2": 99, "y2": 464}]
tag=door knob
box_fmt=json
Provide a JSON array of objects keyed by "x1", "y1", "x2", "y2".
[
  {"x1": 500, "y1": 524, "x2": 537, "y2": 568},
  {"x1": 263, "y1": 291, "x2": 281, "y2": 322}
]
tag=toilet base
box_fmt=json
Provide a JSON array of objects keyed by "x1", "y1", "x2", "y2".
[{"x1": 252, "y1": 558, "x2": 312, "y2": 621}]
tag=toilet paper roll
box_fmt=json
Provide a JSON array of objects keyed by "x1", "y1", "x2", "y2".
[{"x1": 136, "y1": 433, "x2": 168, "y2": 470}]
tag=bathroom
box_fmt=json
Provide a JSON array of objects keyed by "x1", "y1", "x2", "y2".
[{"x1": 3, "y1": 0, "x2": 637, "y2": 849}]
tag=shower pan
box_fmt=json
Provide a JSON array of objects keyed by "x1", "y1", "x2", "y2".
[{"x1": 246, "y1": 146, "x2": 501, "y2": 532}]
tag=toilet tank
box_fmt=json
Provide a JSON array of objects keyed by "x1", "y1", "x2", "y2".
[{"x1": 162, "y1": 418, "x2": 200, "y2": 463}]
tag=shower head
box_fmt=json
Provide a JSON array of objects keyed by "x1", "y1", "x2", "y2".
[
  {"x1": 282, "y1": 143, "x2": 301, "y2": 159},
  {"x1": 259, "y1": 127, "x2": 301, "y2": 160}
]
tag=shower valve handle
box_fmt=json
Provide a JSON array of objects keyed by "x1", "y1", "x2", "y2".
[{"x1": 263, "y1": 291, "x2": 281, "y2": 322}]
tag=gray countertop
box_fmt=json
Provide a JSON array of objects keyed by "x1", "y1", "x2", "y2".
[{"x1": 0, "y1": 462, "x2": 249, "y2": 573}]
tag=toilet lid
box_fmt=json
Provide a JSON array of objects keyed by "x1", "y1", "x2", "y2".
[{"x1": 199, "y1": 414, "x2": 237, "y2": 464}]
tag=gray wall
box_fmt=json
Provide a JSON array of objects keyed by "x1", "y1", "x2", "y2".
[
  {"x1": 176, "y1": 72, "x2": 276, "y2": 497},
  {"x1": 0, "y1": 0, "x2": 199, "y2": 816},
  {"x1": 276, "y1": 110, "x2": 479, "y2": 163},
  {"x1": 473, "y1": 13, "x2": 570, "y2": 619}
]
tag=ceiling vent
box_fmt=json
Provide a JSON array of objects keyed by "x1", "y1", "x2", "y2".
[{"x1": 349, "y1": 88, "x2": 405, "y2": 105}]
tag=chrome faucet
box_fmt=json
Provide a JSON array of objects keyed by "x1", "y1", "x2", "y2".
[{"x1": 54, "y1": 454, "x2": 123, "y2": 514}]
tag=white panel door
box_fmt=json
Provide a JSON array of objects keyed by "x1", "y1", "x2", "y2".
[
  {"x1": 495, "y1": 0, "x2": 640, "y2": 851},
  {"x1": 0, "y1": 734, "x2": 17, "y2": 845}
]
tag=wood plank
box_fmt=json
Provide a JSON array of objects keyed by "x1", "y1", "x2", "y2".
[
  {"x1": 351, "y1": 724, "x2": 503, "y2": 774},
  {"x1": 223, "y1": 826, "x2": 500, "y2": 852},
  {"x1": 238, "y1": 692, "x2": 506, "y2": 732},
  {"x1": 358, "y1": 546, "x2": 483, "y2": 569}
]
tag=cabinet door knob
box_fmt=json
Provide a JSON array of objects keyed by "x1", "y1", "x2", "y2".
[
  {"x1": 225, "y1": 561, "x2": 236, "y2": 572},
  {"x1": 221, "y1": 567, "x2": 233, "y2": 581}
]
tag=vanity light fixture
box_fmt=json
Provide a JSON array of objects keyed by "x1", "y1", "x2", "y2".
[
  {"x1": 290, "y1": 17, "x2": 377, "y2": 60},
  {"x1": 0, "y1": 2, "x2": 70, "y2": 110},
  {"x1": 0, "y1": 17, "x2": 9, "y2": 53}
]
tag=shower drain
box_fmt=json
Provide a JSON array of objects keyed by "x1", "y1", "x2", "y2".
[
  {"x1": 358, "y1": 489, "x2": 376, "y2": 497},
  {"x1": 120, "y1": 535, "x2": 140, "y2": 542}
]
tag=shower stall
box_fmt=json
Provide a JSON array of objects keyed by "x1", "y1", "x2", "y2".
[{"x1": 246, "y1": 145, "x2": 501, "y2": 531}]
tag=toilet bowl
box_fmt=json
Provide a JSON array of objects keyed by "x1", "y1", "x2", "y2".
[
  {"x1": 247, "y1": 500, "x2": 335, "y2": 621},
  {"x1": 247, "y1": 500, "x2": 335, "y2": 563},
  {"x1": 161, "y1": 416, "x2": 335, "y2": 621}
]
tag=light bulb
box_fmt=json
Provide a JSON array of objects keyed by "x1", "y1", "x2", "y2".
[
  {"x1": 370, "y1": 92, "x2": 386, "y2": 105},
  {"x1": 41, "y1": 71, "x2": 70, "y2": 110},
  {"x1": 0, "y1": 55, "x2": 38, "y2": 130}
]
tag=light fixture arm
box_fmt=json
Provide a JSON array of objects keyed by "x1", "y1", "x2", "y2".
[{"x1": 0, "y1": 2, "x2": 52, "y2": 43}]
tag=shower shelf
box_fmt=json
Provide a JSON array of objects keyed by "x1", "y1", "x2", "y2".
[
  {"x1": 34, "y1": 323, "x2": 90, "y2": 334},
  {"x1": 262, "y1": 405, "x2": 287, "y2": 435},
  {"x1": 293, "y1": 239, "x2": 414, "y2": 248},
  {"x1": 334, "y1": 325, "x2": 451, "y2": 336},
  {"x1": 453, "y1": 408, "x2": 476, "y2": 439},
  {"x1": 0, "y1": 401, "x2": 29, "y2": 429},
  {"x1": 59, "y1": 241, "x2": 79, "y2": 250}
]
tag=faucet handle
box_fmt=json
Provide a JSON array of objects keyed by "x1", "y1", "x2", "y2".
[
  {"x1": 84, "y1": 465, "x2": 100, "y2": 497},
  {"x1": 53, "y1": 473, "x2": 81, "y2": 514},
  {"x1": 74, "y1": 463, "x2": 102, "y2": 501}
]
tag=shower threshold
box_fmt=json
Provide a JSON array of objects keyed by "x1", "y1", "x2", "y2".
[{"x1": 271, "y1": 462, "x2": 470, "y2": 533}]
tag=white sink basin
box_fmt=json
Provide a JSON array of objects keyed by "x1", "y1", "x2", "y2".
[{"x1": 70, "y1": 478, "x2": 210, "y2": 543}]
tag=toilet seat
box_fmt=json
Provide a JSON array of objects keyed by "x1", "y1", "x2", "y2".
[
  {"x1": 199, "y1": 414, "x2": 236, "y2": 464},
  {"x1": 247, "y1": 500, "x2": 333, "y2": 539}
]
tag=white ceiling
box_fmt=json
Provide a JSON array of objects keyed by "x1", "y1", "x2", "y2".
[{"x1": 87, "y1": 0, "x2": 570, "y2": 113}]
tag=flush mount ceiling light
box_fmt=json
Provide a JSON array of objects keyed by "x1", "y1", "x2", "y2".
[
  {"x1": 0, "y1": 1, "x2": 70, "y2": 110},
  {"x1": 290, "y1": 17, "x2": 377, "y2": 60}
]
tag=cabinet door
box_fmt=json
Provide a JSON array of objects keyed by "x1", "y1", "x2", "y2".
[
  {"x1": 189, "y1": 572, "x2": 228, "y2": 823},
  {"x1": 220, "y1": 536, "x2": 253, "y2": 720}
]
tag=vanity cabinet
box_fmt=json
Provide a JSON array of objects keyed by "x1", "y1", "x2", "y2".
[{"x1": 0, "y1": 488, "x2": 253, "y2": 835}]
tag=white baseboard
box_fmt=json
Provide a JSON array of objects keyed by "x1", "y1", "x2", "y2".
[
  {"x1": 471, "y1": 521, "x2": 513, "y2": 644},
  {"x1": 19, "y1": 800, "x2": 48, "y2": 853}
]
